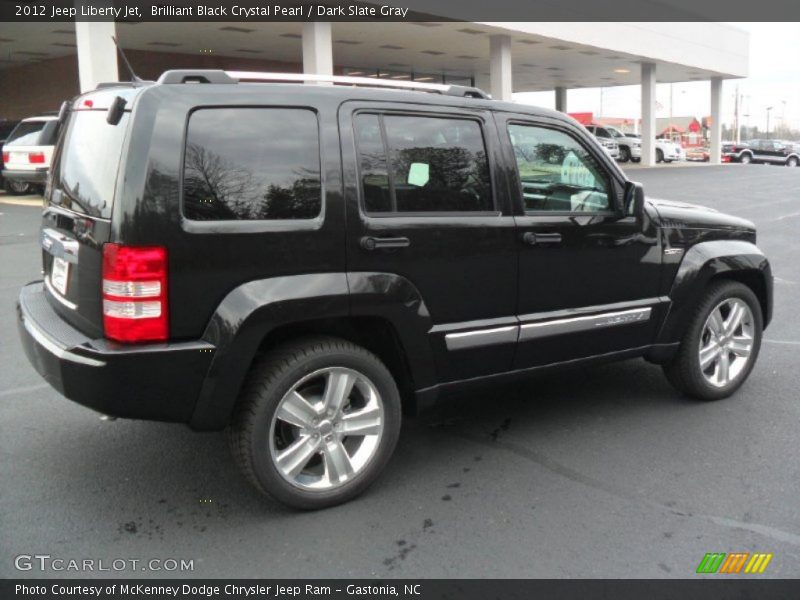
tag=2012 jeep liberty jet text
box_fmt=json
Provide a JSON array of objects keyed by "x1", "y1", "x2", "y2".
[{"x1": 18, "y1": 70, "x2": 773, "y2": 509}]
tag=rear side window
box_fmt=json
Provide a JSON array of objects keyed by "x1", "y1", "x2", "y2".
[
  {"x1": 354, "y1": 113, "x2": 493, "y2": 213},
  {"x1": 5, "y1": 120, "x2": 52, "y2": 146},
  {"x1": 57, "y1": 111, "x2": 129, "y2": 219},
  {"x1": 183, "y1": 108, "x2": 321, "y2": 221}
]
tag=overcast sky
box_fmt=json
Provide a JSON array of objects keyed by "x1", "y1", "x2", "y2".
[{"x1": 514, "y1": 23, "x2": 800, "y2": 133}]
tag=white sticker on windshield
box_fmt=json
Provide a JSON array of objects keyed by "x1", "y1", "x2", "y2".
[{"x1": 560, "y1": 151, "x2": 596, "y2": 188}]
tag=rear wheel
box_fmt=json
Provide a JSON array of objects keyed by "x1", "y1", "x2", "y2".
[
  {"x1": 228, "y1": 336, "x2": 402, "y2": 509},
  {"x1": 4, "y1": 179, "x2": 32, "y2": 195},
  {"x1": 787, "y1": 156, "x2": 799, "y2": 167},
  {"x1": 739, "y1": 152, "x2": 752, "y2": 164},
  {"x1": 663, "y1": 281, "x2": 762, "y2": 400}
]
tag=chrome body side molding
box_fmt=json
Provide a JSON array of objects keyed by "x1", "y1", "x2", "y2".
[
  {"x1": 444, "y1": 325, "x2": 518, "y2": 351},
  {"x1": 440, "y1": 298, "x2": 666, "y2": 350},
  {"x1": 519, "y1": 307, "x2": 652, "y2": 341}
]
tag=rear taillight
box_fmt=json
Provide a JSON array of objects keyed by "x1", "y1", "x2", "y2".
[
  {"x1": 28, "y1": 152, "x2": 45, "y2": 164},
  {"x1": 2, "y1": 151, "x2": 8, "y2": 163},
  {"x1": 102, "y1": 243, "x2": 168, "y2": 343}
]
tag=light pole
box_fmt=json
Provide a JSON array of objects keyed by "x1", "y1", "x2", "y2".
[{"x1": 766, "y1": 106, "x2": 773, "y2": 138}]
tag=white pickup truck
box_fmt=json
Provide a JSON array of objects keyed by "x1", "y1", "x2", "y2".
[{"x1": 587, "y1": 125, "x2": 684, "y2": 163}]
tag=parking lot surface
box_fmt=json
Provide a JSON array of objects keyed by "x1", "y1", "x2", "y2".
[{"x1": 1, "y1": 164, "x2": 799, "y2": 579}]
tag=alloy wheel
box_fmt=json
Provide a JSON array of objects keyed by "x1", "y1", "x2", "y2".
[
  {"x1": 698, "y1": 298, "x2": 755, "y2": 388},
  {"x1": 269, "y1": 367, "x2": 384, "y2": 491}
]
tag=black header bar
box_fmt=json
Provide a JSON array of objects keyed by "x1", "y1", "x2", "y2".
[{"x1": 2, "y1": 0, "x2": 800, "y2": 22}]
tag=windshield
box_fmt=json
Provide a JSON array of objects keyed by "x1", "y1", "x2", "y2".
[
  {"x1": 605, "y1": 127, "x2": 625, "y2": 139},
  {"x1": 54, "y1": 110, "x2": 130, "y2": 219},
  {"x1": 5, "y1": 120, "x2": 56, "y2": 146}
]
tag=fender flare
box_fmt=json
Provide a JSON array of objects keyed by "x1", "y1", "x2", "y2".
[
  {"x1": 655, "y1": 240, "x2": 773, "y2": 346},
  {"x1": 189, "y1": 272, "x2": 436, "y2": 430},
  {"x1": 346, "y1": 271, "x2": 437, "y2": 396}
]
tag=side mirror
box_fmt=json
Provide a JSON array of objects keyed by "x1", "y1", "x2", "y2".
[{"x1": 624, "y1": 180, "x2": 645, "y2": 218}]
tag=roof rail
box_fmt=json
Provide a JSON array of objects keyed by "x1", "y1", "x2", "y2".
[
  {"x1": 156, "y1": 69, "x2": 490, "y2": 99},
  {"x1": 96, "y1": 80, "x2": 153, "y2": 89}
]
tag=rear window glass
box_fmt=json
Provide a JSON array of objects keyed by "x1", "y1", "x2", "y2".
[
  {"x1": 57, "y1": 111, "x2": 129, "y2": 219},
  {"x1": 182, "y1": 108, "x2": 322, "y2": 221},
  {"x1": 5, "y1": 120, "x2": 56, "y2": 146}
]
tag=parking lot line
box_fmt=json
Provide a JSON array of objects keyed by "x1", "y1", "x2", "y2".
[
  {"x1": 0, "y1": 197, "x2": 43, "y2": 207},
  {"x1": 764, "y1": 339, "x2": 800, "y2": 346},
  {"x1": 0, "y1": 383, "x2": 49, "y2": 398}
]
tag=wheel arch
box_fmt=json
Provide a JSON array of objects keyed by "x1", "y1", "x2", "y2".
[
  {"x1": 656, "y1": 240, "x2": 773, "y2": 346},
  {"x1": 189, "y1": 272, "x2": 436, "y2": 430}
]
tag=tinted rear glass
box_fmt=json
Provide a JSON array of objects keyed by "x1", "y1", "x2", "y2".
[
  {"x1": 182, "y1": 108, "x2": 322, "y2": 221},
  {"x1": 5, "y1": 120, "x2": 51, "y2": 146},
  {"x1": 56, "y1": 111, "x2": 129, "y2": 219}
]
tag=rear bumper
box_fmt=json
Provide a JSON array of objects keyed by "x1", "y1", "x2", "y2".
[
  {"x1": 17, "y1": 281, "x2": 215, "y2": 423},
  {"x1": 2, "y1": 168, "x2": 48, "y2": 183}
]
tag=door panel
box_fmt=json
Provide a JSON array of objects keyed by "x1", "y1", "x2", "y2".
[
  {"x1": 497, "y1": 113, "x2": 664, "y2": 369},
  {"x1": 340, "y1": 102, "x2": 519, "y2": 383}
]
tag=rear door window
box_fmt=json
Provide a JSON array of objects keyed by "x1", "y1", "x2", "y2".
[
  {"x1": 182, "y1": 108, "x2": 322, "y2": 221},
  {"x1": 354, "y1": 113, "x2": 493, "y2": 213}
]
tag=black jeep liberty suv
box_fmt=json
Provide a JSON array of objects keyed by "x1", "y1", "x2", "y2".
[{"x1": 18, "y1": 70, "x2": 772, "y2": 509}]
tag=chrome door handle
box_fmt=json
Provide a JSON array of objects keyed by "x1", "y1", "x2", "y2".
[
  {"x1": 522, "y1": 232, "x2": 562, "y2": 246},
  {"x1": 360, "y1": 236, "x2": 411, "y2": 251}
]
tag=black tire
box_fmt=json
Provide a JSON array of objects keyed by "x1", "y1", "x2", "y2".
[
  {"x1": 4, "y1": 179, "x2": 32, "y2": 195},
  {"x1": 787, "y1": 156, "x2": 799, "y2": 167},
  {"x1": 228, "y1": 336, "x2": 402, "y2": 510},
  {"x1": 656, "y1": 149, "x2": 664, "y2": 163},
  {"x1": 663, "y1": 281, "x2": 763, "y2": 401},
  {"x1": 619, "y1": 146, "x2": 631, "y2": 163},
  {"x1": 739, "y1": 152, "x2": 752, "y2": 164},
  {"x1": 631, "y1": 157, "x2": 641, "y2": 163}
]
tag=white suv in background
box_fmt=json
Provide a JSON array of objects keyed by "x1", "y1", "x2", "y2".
[
  {"x1": 654, "y1": 137, "x2": 685, "y2": 163},
  {"x1": 1, "y1": 115, "x2": 59, "y2": 195}
]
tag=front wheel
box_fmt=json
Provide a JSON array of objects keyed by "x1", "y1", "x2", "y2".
[
  {"x1": 619, "y1": 147, "x2": 631, "y2": 163},
  {"x1": 656, "y1": 149, "x2": 664, "y2": 163},
  {"x1": 228, "y1": 336, "x2": 402, "y2": 509},
  {"x1": 663, "y1": 281, "x2": 762, "y2": 400}
]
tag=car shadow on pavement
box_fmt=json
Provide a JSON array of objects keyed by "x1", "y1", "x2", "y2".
[{"x1": 32, "y1": 359, "x2": 685, "y2": 519}]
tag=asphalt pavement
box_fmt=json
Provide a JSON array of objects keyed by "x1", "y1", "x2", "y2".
[{"x1": 1, "y1": 164, "x2": 799, "y2": 579}]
